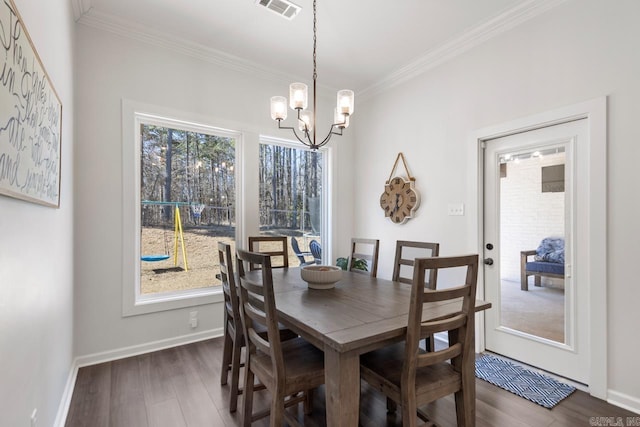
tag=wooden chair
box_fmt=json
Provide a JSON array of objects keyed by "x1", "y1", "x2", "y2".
[
  {"x1": 248, "y1": 236, "x2": 289, "y2": 270},
  {"x1": 348, "y1": 238, "x2": 380, "y2": 277},
  {"x1": 219, "y1": 242, "x2": 245, "y2": 412},
  {"x1": 236, "y1": 249, "x2": 325, "y2": 426},
  {"x1": 218, "y1": 242, "x2": 296, "y2": 413},
  {"x1": 392, "y1": 240, "x2": 440, "y2": 287},
  {"x1": 360, "y1": 255, "x2": 479, "y2": 427},
  {"x1": 392, "y1": 240, "x2": 440, "y2": 351}
]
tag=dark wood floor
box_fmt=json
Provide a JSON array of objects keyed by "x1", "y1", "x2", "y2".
[{"x1": 65, "y1": 337, "x2": 635, "y2": 426}]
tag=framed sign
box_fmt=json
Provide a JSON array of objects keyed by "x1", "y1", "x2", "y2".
[{"x1": 0, "y1": 0, "x2": 62, "y2": 207}]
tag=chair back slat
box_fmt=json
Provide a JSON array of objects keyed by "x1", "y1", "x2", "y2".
[
  {"x1": 236, "y1": 249, "x2": 285, "y2": 378},
  {"x1": 416, "y1": 342, "x2": 462, "y2": 368},
  {"x1": 423, "y1": 285, "x2": 470, "y2": 302},
  {"x1": 419, "y1": 314, "x2": 467, "y2": 336},
  {"x1": 404, "y1": 255, "x2": 478, "y2": 378}
]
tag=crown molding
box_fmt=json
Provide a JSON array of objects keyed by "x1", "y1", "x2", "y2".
[
  {"x1": 76, "y1": 8, "x2": 325, "y2": 91},
  {"x1": 71, "y1": 0, "x2": 92, "y2": 21},
  {"x1": 76, "y1": 0, "x2": 567, "y2": 100},
  {"x1": 358, "y1": 0, "x2": 568, "y2": 101}
]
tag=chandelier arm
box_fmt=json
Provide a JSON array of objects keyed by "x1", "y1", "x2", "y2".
[
  {"x1": 330, "y1": 126, "x2": 344, "y2": 137},
  {"x1": 277, "y1": 120, "x2": 313, "y2": 148},
  {"x1": 317, "y1": 127, "x2": 337, "y2": 148}
]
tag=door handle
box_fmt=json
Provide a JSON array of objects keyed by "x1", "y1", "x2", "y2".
[{"x1": 483, "y1": 258, "x2": 494, "y2": 266}]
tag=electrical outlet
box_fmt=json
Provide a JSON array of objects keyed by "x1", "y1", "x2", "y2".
[
  {"x1": 189, "y1": 311, "x2": 198, "y2": 328},
  {"x1": 447, "y1": 203, "x2": 465, "y2": 216},
  {"x1": 30, "y1": 408, "x2": 37, "y2": 427}
]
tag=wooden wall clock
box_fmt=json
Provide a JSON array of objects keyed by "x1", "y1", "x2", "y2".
[{"x1": 380, "y1": 153, "x2": 420, "y2": 224}]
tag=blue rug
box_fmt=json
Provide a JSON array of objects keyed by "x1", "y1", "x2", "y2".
[{"x1": 475, "y1": 354, "x2": 576, "y2": 408}]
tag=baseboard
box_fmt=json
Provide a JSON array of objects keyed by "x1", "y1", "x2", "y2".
[
  {"x1": 75, "y1": 327, "x2": 224, "y2": 368},
  {"x1": 608, "y1": 390, "x2": 640, "y2": 415},
  {"x1": 53, "y1": 361, "x2": 79, "y2": 427},
  {"x1": 54, "y1": 328, "x2": 224, "y2": 426}
]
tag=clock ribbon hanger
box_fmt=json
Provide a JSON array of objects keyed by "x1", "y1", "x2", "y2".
[
  {"x1": 380, "y1": 153, "x2": 420, "y2": 224},
  {"x1": 386, "y1": 152, "x2": 415, "y2": 185}
]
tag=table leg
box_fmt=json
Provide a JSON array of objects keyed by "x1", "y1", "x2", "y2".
[{"x1": 324, "y1": 348, "x2": 360, "y2": 426}]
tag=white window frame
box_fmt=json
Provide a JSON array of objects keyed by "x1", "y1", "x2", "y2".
[
  {"x1": 122, "y1": 100, "x2": 242, "y2": 316},
  {"x1": 258, "y1": 135, "x2": 332, "y2": 265}
]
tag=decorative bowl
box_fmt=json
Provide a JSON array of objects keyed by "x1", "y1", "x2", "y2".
[{"x1": 300, "y1": 265, "x2": 342, "y2": 289}]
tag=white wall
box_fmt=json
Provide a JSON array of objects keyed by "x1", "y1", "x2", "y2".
[
  {"x1": 355, "y1": 0, "x2": 639, "y2": 408},
  {"x1": 74, "y1": 26, "x2": 354, "y2": 358},
  {"x1": 0, "y1": 0, "x2": 75, "y2": 426}
]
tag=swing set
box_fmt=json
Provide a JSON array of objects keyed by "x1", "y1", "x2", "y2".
[{"x1": 141, "y1": 202, "x2": 189, "y2": 271}]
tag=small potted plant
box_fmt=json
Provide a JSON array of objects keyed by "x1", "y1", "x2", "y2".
[{"x1": 336, "y1": 257, "x2": 368, "y2": 272}]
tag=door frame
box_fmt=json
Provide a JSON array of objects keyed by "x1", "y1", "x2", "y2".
[{"x1": 467, "y1": 97, "x2": 607, "y2": 398}]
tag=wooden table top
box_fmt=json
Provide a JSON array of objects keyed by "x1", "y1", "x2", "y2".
[{"x1": 267, "y1": 268, "x2": 491, "y2": 354}]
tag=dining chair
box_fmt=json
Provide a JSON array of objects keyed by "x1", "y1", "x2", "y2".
[
  {"x1": 309, "y1": 239, "x2": 322, "y2": 264},
  {"x1": 236, "y1": 249, "x2": 325, "y2": 426},
  {"x1": 392, "y1": 240, "x2": 440, "y2": 351},
  {"x1": 218, "y1": 242, "x2": 296, "y2": 413},
  {"x1": 248, "y1": 236, "x2": 289, "y2": 270},
  {"x1": 348, "y1": 237, "x2": 380, "y2": 277},
  {"x1": 219, "y1": 242, "x2": 245, "y2": 412},
  {"x1": 291, "y1": 237, "x2": 315, "y2": 266},
  {"x1": 392, "y1": 240, "x2": 440, "y2": 286},
  {"x1": 360, "y1": 254, "x2": 479, "y2": 427}
]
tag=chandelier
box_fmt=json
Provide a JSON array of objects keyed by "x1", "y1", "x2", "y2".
[{"x1": 269, "y1": 0, "x2": 354, "y2": 150}]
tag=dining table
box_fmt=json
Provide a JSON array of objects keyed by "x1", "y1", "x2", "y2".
[{"x1": 263, "y1": 267, "x2": 492, "y2": 427}]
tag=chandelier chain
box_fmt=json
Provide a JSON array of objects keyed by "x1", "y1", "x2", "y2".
[{"x1": 312, "y1": 0, "x2": 317, "y2": 81}]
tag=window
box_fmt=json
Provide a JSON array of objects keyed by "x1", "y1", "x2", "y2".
[
  {"x1": 123, "y1": 101, "x2": 240, "y2": 315},
  {"x1": 258, "y1": 138, "x2": 328, "y2": 266}
]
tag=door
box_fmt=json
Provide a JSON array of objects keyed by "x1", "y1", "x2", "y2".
[{"x1": 483, "y1": 119, "x2": 589, "y2": 384}]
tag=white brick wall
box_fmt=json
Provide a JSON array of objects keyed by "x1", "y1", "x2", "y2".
[{"x1": 499, "y1": 153, "x2": 565, "y2": 282}]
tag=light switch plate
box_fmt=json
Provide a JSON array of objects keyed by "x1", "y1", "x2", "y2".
[{"x1": 447, "y1": 203, "x2": 465, "y2": 216}]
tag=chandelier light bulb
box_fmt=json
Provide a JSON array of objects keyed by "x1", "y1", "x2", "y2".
[
  {"x1": 299, "y1": 110, "x2": 313, "y2": 132},
  {"x1": 289, "y1": 83, "x2": 308, "y2": 110},
  {"x1": 337, "y1": 90, "x2": 354, "y2": 115},
  {"x1": 270, "y1": 96, "x2": 287, "y2": 120}
]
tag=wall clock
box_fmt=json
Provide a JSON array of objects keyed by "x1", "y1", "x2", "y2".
[{"x1": 380, "y1": 153, "x2": 420, "y2": 224}]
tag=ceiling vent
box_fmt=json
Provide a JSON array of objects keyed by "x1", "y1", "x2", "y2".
[{"x1": 256, "y1": 0, "x2": 301, "y2": 20}]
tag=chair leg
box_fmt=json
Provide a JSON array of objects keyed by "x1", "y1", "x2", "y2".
[
  {"x1": 229, "y1": 337, "x2": 242, "y2": 412},
  {"x1": 423, "y1": 334, "x2": 435, "y2": 352},
  {"x1": 455, "y1": 358, "x2": 475, "y2": 427},
  {"x1": 454, "y1": 388, "x2": 473, "y2": 427},
  {"x1": 534, "y1": 275, "x2": 542, "y2": 287},
  {"x1": 270, "y1": 390, "x2": 285, "y2": 427},
  {"x1": 400, "y1": 396, "x2": 417, "y2": 427},
  {"x1": 386, "y1": 397, "x2": 397, "y2": 414},
  {"x1": 220, "y1": 327, "x2": 232, "y2": 385},
  {"x1": 242, "y1": 364, "x2": 255, "y2": 427},
  {"x1": 303, "y1": 388, "x2": 314, "y2": 415}
]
